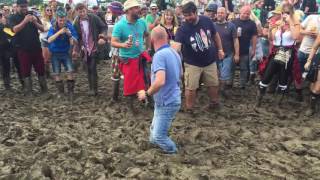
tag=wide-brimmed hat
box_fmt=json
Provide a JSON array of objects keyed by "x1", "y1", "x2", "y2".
[
  {"x1": 271, "y1": 6, "x2": 282, "y2": 14},
  {"x1": 150, "y1": 3, "x2": 158, "y2": 8},
  {"x1": 123, "y1": 0, "x2": 141, "y2": 11}
]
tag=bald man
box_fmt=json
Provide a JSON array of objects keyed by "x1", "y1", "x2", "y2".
[
  {"x1": 215, "y1": 7, "x2": 239, "y2": 97},
  {"x1": 232, "y1": 5, "x2": 258, "y2": 89},
  {"x1": 138, "y1": 26, "x2": 182, "y2": 154}
]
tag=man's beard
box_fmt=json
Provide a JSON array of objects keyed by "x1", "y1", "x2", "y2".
[
  {"x1": 132, "y1": 14, "x2": 140, "y2": 20},
  {"x1": 217, "y1": 18, "x2": 225, "y2": 23}
]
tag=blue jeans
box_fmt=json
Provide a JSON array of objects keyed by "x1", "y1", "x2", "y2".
[
  {"x1": 51, "y1": 53, "x2": 73, "y2": 75},
  {"x1": 150, "y1": 101, "x2": 181, "y2": 154},
  {"x1": 239, "y1": 55, "x2": 250, "y2": 88},
  {"x1": 217, "y1": 53, "x2": 234, "y2": 82},
  {"x1": 298, "y1": 51, "x2": 309, "y2": 74}
]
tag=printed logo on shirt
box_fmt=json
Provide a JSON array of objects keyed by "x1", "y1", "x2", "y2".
[{"x1": 190, "y1": 28, "x2": 212, "y2": 52}]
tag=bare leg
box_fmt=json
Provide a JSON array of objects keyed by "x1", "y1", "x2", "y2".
[{"x1": 185, "y1": 89, "x2": 197, "y2": 110}]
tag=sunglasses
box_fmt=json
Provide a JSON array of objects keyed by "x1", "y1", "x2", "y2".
[
  {"x1": 46, "y1": 9, "x2": 52, "y2": 12},
  {"x1": 151, "y1": 8, "x2": 158, "y2": 10}
]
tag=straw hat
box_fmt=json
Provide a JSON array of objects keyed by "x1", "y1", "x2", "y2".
[
  {"x1": 123, "y1": 0, "x2": 141, "y2": 11},
  {"x1": 271, "y1": 6, "x2": 282, "y2": 15}
]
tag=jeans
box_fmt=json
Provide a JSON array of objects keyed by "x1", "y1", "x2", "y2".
[
  {"x1": 239, "y1": 55, "x2": 250, "y2": 88},
  {"x1": 249, "y1": 59, "x2": 258, "y2": 74},
  {"x1": 217, "y1": 53, "x2": 234, "y2": 82},
  {"x1": 150, "y1": 100, "x2": 181, "y2": 153},
  {"x1": 51, "y1": 53, "x2": 73, "y2": 75},
  {"x1": 298, "y1": 50, "x2": 309, "y2": 74}
]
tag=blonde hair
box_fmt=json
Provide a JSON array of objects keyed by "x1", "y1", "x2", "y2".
[
  {"x1": 41, "y1": 5, "x2": 53, "y2": 22},
  {"x1": 160, "y1": 9, "x2": 179, "y2": 27}
]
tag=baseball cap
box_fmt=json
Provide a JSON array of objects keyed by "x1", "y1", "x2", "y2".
[{"x1": 56, "y1": 6, "x2": 67, "y2": 17}]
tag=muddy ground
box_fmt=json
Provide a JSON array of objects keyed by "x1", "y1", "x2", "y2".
[{"x1": 0, "y1": 60, "x2": 320, "y2": 180}]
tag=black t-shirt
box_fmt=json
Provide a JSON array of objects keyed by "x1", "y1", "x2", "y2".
[
  {"x1": 232, "y1": 19, "x2": 257, "y2": 56},
  {"x1": 301, "y1": 0, "x2": 317, "y2": 13},
  {"x1": 175, "y1": 16, "x2": 217, "y2": 67},
  {"x1": 263, "y1": 0, "x2": 275, "y2": 11},
  {"x1": 0, "y1": 23, "x2": 10, "y2": 50},
  {"x1": 215, "y1": 22, "x2": 237, "y2": 55},
  {"x1": 8, "y1": 13, "x2": 42, "y2": 51}
]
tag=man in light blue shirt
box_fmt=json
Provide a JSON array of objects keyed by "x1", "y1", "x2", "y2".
[{"x1": 138, "y1": 26, "x2": 182, "y2": 153}]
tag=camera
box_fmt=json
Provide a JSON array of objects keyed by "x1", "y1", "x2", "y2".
[{"x1": 26, "y1": 11, "x2": 34, "y2": 15}]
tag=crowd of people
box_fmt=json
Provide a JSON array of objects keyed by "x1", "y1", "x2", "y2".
[{"x1": 0, "y1": 0, "x2": 320, "y2": 153}]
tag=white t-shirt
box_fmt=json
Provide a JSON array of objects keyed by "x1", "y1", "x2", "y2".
[
  {"x1": 274, "y1": 30, "x2": 295, "y2": 46},
  {"x1": 299, "y1": 15, "x2": 320, "y2": 54},
  {"x1": 40, "y1": 19, "x2": 51, "y2": 40}
]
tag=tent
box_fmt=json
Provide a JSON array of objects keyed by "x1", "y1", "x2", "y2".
[{"x1": 55, "y1": 0, "x2": 98, "y2": 6}]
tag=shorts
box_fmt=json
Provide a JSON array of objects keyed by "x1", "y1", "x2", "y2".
[
  {"x1": 184, "y1": 62, "x2": 219, "y2": 90},
  {"x1": 217, "y1": 54, "x2": 234, "y2": 81},
  {"x1": 41, "y1": 39, "x2": 49, "y2": 48},
  {"x1": 51, "y1": 53, "x2": 74, "y2": 75}
]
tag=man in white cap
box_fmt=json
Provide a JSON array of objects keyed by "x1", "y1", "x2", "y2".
[
  {"x1": 146, "y1": 3, "x2": 159, "y2": 30},
  {"x1": 111, "y1": 0, "x2": 151, "y2": 111}
]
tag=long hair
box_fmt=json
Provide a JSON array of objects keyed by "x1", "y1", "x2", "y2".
[
  {"x1": 160, "y1": 9, "x2": 179, "y2": 27},
  {"x1": 41, "y1": 4, "x2": 53, "y2": 22},
  {"x1": 282, "y1": 3, "x2": 295, "y2": 18}
]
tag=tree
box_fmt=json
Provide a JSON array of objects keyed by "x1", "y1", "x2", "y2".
[{"x1": 29, "y1": 0, "x2": 43, "y2": 6}]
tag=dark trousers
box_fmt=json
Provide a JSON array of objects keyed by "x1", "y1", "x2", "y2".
[
  {"x1": 0, "y1": 48, "x2": 22, "y2": 85},
  {"x1": 86, "y1": 54, "x2": 98, "y2": 91},
  {"x1": 261, "y1": 58, "x2": 293, "y2": 90},
  {"x1": 17, "y1": 49, "x2": 45, "y2": 77}
]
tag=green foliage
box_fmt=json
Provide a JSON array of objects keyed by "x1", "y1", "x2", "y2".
[{"x1": 29, "y1": 0, "x2": 43, "y2": 6}]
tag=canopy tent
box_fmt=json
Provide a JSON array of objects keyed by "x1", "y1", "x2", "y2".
[{"x1": 55, "y1": 0, "x2": 98, "y2": 6}]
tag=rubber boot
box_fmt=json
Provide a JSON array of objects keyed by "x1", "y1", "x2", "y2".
[
  {"x1": 220, "y1": 83, "x2": 229, "y2": 99},
  {"x1": 88, "y1": 72, "x2": 98, "y2": 96},
  {"x1": 128, "y1": 95, "x2": 138, "y2": 113},
  {"x1": 67, "y1": 80, "x2": 75, "y2": 102},
  {"x1": 256, "y1": 85, "x2": 266, "y2": 107},
  {"x1": 267, "y1": 75, "x2": 278, "y2": 94},
  {"x1": 38, "y1": 76, "x2": 48, "y2": 94},
  {"x1": 23, "y1": 77, "x2": 32, "y2": 96},
  {"x1": 305, "y1": 93, "x2": 318, "y2": 117},
  {"x1": 295, "y1": 88, "x2": 303, "y2": 102},
  {"x1": 45, "y1": 63, "x2": 51, "y2": 79},
  {"x1": 20, "y1": 79, "x2": 25, "y2": 91},
  {"x1": 249, "y1": 73, "x2": 256, "y2": 86},
  {"x1": 55, "y1": 81, "x2": 64, "y2": 99},
  {"x1": 3, "y1": 76, "x2": 11, "y2": 91},
  {"x1": 112, "y1": 80, "x2": 120, "y2": 101},
  {"x1": 277, "y1": 89, "x2": 286, "y2": 106}
]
